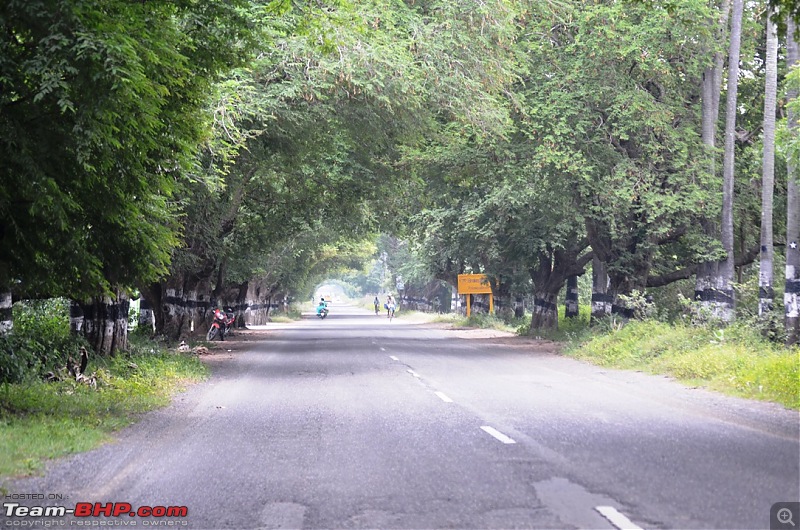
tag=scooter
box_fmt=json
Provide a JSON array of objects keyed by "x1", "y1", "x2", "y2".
[
  {"x1": 206, "y1": 308, "x2": 235, "y2": 340},
  {"x1": 316, "y1": 306, "x2": 329, "y2": 319}
]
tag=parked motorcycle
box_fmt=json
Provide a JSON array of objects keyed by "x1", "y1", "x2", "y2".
[{"x1": 207, "y1": 308, "x2": 235, "y2": 340}]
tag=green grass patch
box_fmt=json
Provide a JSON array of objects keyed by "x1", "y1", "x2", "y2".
[
  {"x1": 0, "y1": 349, "x2": 208, "y2": 478},
  {"x1": 269, "y1": 308, "x2": 303, "y2": 323},
  {"x1": 565, "y1": 320, "x2": 800, "y2": 409}
]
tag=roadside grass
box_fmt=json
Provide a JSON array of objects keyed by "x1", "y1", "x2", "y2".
[
  {"x1": 563, "y1": 319, "x2": 800, "y2": 410},
  {"x1": 0, "y1": 341, "x2": 208, "y2": 479},
  {"x1": 269, "y1": 308, "x2": 303, "y2": 323},
  {"x1": 375, "y1": 303, "x2": 798, "y2": 409},
  {"x1": 428, "y1": 302, "x2": 798, "y2": 409}
]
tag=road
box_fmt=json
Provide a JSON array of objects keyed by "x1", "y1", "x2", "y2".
[{"x1": 2, "y1": 303, "x2": 798, "y2": 529}]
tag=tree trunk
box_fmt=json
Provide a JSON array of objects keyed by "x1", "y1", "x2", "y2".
[
  {"x1": 759, "y1": 10, "x2": 778, "y2": 316},
  {"x1": 0, "y1": 291, "x2": 12, "y2": 334},
  {"x1": 142, "y1": 283, "x2": 165, "y2": 335},
  {"x1": 786, "y1": 18, "x2": 800, "y2": 345},
  {"x1": 495, "y1": 279, "x2": 514, "y2": 321},
  {"x1": 513, "y1": 295, "x2": 525, "y2": 318},
  {"x1": 591, "y1": 257, "x2": 611, "y2": 321},
  {"x1": 233, "y1": 282, "x2": 248, "y2": 328},
  {"x1": 185, "y1": 279, "x2": 212, "y2": 337},
  {"x1": 713, "y1": 0, "x2": 744, "y2": 322},
  {"x1": 161, "y1": 283, "x2": 187, "y2": 339},
  {"x1": 696, "y1": 0, "x2": 732, "y2": 307},
  {"x1": 138, "y1": 296, "x2": 155, "y2": 333},
  {"x1": 242, "y1": 282, "x2": 270, "y2": 325},
  {"x1": 530, "y1": 291, "x2": 559, "y2": 330},
  {"x1": 451, "y1": 285, "x2": 462, "y2": 315},
  {"x1": 565, "y1": 275, "x2": 579, "y2": 318},
  {"x1": 79, "y1": 288, "x2": 130, "y2": 355},
  {"x1": 69, "y1": 299, "x2": 84, "y2": 334},
  {"x1": 154, "y1": 275, "x2": 214, "y2": 340}
]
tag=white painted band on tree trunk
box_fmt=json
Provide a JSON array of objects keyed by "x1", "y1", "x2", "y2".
[
  {"x1": 786, "y1": 292, "x2": 799, "y2": 319},
  {"x1": 0, "y1": 292, "x2": 12, "y2": 334}
]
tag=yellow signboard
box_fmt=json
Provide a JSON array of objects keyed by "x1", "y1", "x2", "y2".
[
  {"x1": 457, "y1": 274, "x2": 494, "y2": 317},
  {"x1": 457, "y1": 274, "x2": 493, "y2": 294}
]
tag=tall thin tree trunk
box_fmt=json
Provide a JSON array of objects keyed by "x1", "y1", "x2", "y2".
[
  {"x1": 513, "y1": 295, "x2": 525, "y2": 318},
  {"x1": 759, "y1": 10, "x2": 778, "y2": 316},
  {"x1": 591, "y1": 257, "x2": 611, "y2": 322},
  {"x1": 565, "y1": 275, "x2": 579, "y2": 318},
  {"x1": 785, "y1": 19, "x2": 800, "y2": 345},
  {"x1": 714, "y1": 0, "x2": 744, "y2": 321},
  {"x1": 697, "y1": 0, "x2": 732, "y2": 306}
]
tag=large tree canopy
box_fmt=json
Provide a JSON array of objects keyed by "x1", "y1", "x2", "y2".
[
  {"x1": 0, "y1": 0, "x2": 257, "y2": 297},
  {"x1": 1, "y1": 0, "x2": 797, "y2": 350}
]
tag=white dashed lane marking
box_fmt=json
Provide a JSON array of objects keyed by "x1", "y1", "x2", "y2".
[
  {"x1": 407, "y1": 369, "x2": 421, "y2": 378},
  {"x1": 389, "y1": 355, "x2": 399, "y2": 361},
  {"x1": 595, "y1": 506, "x2": 643, "y2": 530},
  {"x1": 480, "y1": 426, "x2": 516, "y2": 444},
  {"x1": 434, "y1": 391, "x2": 453, "y2": 403}
]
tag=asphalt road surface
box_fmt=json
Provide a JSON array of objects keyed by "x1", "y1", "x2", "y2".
[{"x1": 2, "y1": 303, "x2": 798, "y2": 529}]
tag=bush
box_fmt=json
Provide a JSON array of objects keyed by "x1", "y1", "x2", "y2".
[{"x1": 0, "y1": 299, "x2": 89, "y2": 384}]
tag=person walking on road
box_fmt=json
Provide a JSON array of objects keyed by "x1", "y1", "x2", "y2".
[
  {"x1": 374, "y1": 296, "x2": 380, "y2": 315},
  {"x1": 386, "y1": 294, "x2": 396, "y2": 319}
]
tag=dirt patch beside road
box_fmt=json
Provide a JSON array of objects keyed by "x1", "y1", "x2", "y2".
[
  {"x1": 419, "y1": 322, "x2": 563, "y2": 354},
  {"x1": 195, "y1": 328, "x2": 271, "y2": 364}
]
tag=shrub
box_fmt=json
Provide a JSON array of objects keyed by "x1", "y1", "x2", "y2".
[{"x1": 0, "y1": 299, "x2": 89, "y2": 384}]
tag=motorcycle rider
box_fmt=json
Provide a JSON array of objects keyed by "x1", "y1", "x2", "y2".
[{"x1": 316, "y1": 297, "x2": 328, "y2": 317}]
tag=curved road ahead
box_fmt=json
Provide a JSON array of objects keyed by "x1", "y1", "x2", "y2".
[{"x1": 2, "y1": 303, "x2": 799, "y2": 529}]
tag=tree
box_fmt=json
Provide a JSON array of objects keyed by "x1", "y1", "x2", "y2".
[
  {"x1": 713, "y1": 0, "x2": 745, "y2": 321},
  {"x1": 0, "y1": 0, "x2": 257, "y2": 352},
  {"x1": 785, "y1": 18, "x2": 800, "y2": 344},
  {"x1": 759, "y1": 8, "x2": 780, "y2": 316},
  {"x1": 695, "y1": 0, "x2": 731, "y2": 308}
]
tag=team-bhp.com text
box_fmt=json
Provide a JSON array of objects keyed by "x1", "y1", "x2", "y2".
[{"x1": 4, "y1": 502, "x2": 188, "y2": 526}]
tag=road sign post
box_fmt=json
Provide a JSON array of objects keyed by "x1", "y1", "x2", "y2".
[{"x1": 457, "y1": 274, "x2": 494, "y2": 317}]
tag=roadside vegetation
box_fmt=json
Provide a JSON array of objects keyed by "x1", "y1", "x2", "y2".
[
  {"x1": 563, "y1": 317, "x2": 799, "y2": 410},
  {"x1": 390, "y1": 295, "x2": 799, "y2": 411},
  {"x1": 0, "y1": 302, "x2": 207, "y2": 479}
]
